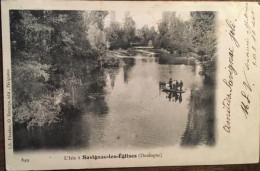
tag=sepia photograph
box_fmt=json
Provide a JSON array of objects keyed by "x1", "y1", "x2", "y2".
[
  {"x1": 2, "y1": 1, "x2": 259, "y2": 170},
  {"x1": 10, "y1": 10, "x2": 216, "y2": 151}
]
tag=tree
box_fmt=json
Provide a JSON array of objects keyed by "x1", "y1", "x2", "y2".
[
  {"x1": 105, "y1": 16, "x2": 124, "y2": 49},
  {"x1": 155, "y1": 11, "x2": 192, "y2": 55},
  {"x1": 122, "y1": 12, "x2": 136, "y2": 48},
  {"x1": 85, "y1": 11, "x2": 109, "y2": 66},
  {"x1": 148, "y1": 27, "x2": 157, "y2": 46},
  {"x1": 135, "y1": 25, "x2": 157, "y2": 46},
  {"x1": 190, "y1": 12, "x2": 217, "y2": 82},
  {"x1": 87, "y1": 23, "x2": 107, "y2": 66}
]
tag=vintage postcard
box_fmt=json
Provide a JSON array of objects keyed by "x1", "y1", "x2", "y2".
[{"x1": 1, "y1": 0, "x2": 260, "y2": 170}]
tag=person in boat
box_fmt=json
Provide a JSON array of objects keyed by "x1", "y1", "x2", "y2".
[
  {"x1": 176, "y1": 80, "x2": 179, "y2": 90},
  {"x1": 169, "y1": 78, "x2": 173, "y2": 89},
  {"x1": 172, "y1": 83, "x2": 176, "y2": 90},
  {"x1": 180, "y1": 80, "x2": 183, "y2": 91}
]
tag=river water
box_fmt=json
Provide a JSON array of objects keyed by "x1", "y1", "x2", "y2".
[{"x1": 14, "y1": 53, "x2": 215, "y2": 151}]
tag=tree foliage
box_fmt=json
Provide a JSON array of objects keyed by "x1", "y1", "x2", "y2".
[
  {"x1": 154, "y1": 11, "x2": 216, "y2": 82},
  {"x1": 154, "y1": 12, "x2": 192, "y2": 55},
  {"x1": 105, "y1": 11, "x2": 137, "y2": 49},
  {"x1": 106, "y1": 20, "x2": 124, "y2": 49},
  {"x1": 136, "y1": 25, "x2": 157, "y2": 46},
  {"x1": 190, "y1": 11, "x2": 217, "y2": 82},
  {"x1": 10, "y1": 10, "x2": 109, "y2": 129}
]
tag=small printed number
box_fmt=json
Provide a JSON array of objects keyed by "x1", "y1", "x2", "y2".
[{"x1": 21, "y1": 158, "x2": 29, "y2": 163}]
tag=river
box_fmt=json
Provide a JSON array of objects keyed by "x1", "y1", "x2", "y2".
[{"x1": 14, "y1": 51, "x2": 215, "y2": 151}]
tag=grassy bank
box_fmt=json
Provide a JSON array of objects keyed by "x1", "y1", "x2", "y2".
[{"x1": 157, "y1": 49, "x2": 197, "y2": 65}]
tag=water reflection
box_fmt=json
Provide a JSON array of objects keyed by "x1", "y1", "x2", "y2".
[
  {"x1": 14, "y1": 54, "x2": 215, "y2": 151},
  {"x1": 165, "y1": 92, "x2": 183, "y2": 103},
  {"x1": 181, "y1": 83, "x2": 215, "y2": 146},
  {"x1": 122, "y1": 58, "x2": 135, "y2": 84},
  {"x1": 79, "y1": 56, "x2": 212, "y2": 149}
]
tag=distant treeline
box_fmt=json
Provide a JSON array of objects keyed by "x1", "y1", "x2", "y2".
[{"x1": 106, "y1": 11, "x2": 217, "y2": 81}]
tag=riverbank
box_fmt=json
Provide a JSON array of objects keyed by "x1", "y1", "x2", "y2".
[
  {"x1": 109, "y1": 47, "x2": 197, "y2": 66},
  {"x1": 109, "y1": 47, "x2": 156, "y2": 58},
  {"x1": 156, "y1": 49, "x2": 197, "y2": 65}
]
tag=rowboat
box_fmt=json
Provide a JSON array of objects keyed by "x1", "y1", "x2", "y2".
[
  {"x1": 159, "y1": 81, "x2": 167, "y2": 85},
  {"x1": 162, "y1": 87, "x2": 186, "y2": 93}
]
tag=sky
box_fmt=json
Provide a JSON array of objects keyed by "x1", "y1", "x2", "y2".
[{"x1": 104, "y1": 11, "x2": 191, "y2": 30}]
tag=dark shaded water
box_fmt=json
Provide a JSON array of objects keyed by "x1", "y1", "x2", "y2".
[{"x1": 14, "y1": 53, "x2": 215, "y2": 151}]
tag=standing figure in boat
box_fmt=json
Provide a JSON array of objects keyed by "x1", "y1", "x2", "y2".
[
  {"x1": 172, "y1": 81, "x2": 176, "y2": 90},
  {"x1": 169, "y1": 78, "x2": 173, "y2": 89},
  {"x1": 180, "y1": 80, "x2": 183, "y2": 91},
  {"x1": 176, "y1": 80, "x2": 179, "y2": 90}
]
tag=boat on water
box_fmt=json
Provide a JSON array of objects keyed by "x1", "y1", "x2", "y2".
[
  {"x1": 162, "y1": 87, "x2": 186, "y2": 93},
  {"x1": 159, "y1": 80, "x2": 186, "y2": 93},
  {"x1": 159, "y1": 81, "x2": 167, "y2": 86}
]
